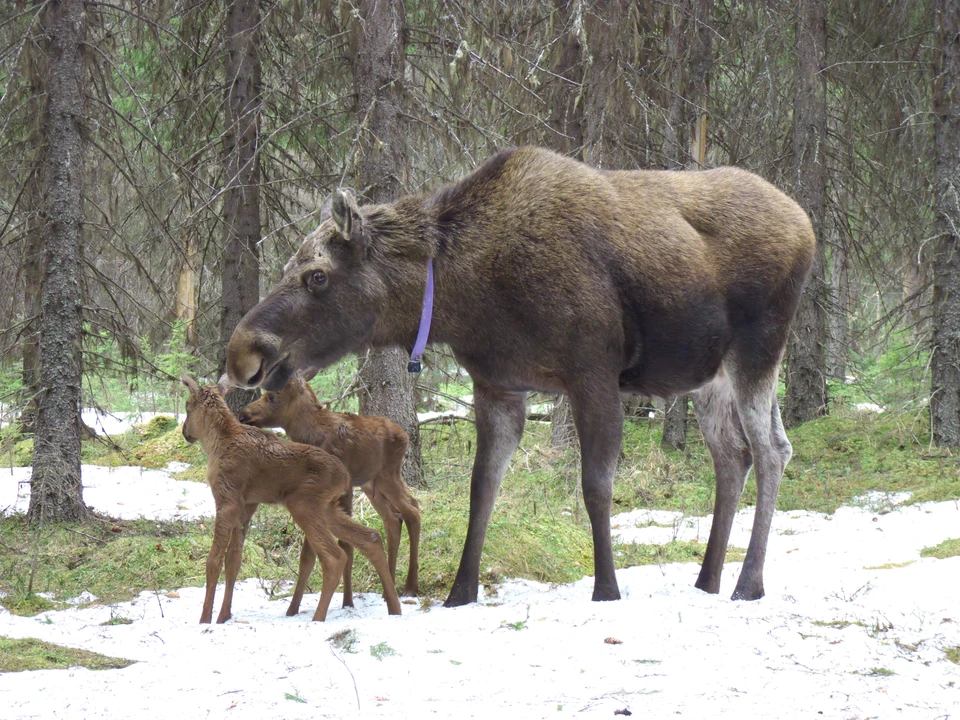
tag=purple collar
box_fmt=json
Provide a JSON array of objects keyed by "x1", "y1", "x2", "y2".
[{"x1": 407, "y1": 258, "x2": 434, "y2": 373}]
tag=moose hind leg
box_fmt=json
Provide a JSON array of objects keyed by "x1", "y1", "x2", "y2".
[
  {"x1": 569, "y1": 378, "x2": 623, "y2": 602},
  {"x1": 692, "y1": 374, "x2": 752, "y2": 595},
  {"x1": 445, "y1": 383, "x2": 526, "y2": 607},
  {"x1": 730, "y1": 373, "x2": 792, "y2": 601}
]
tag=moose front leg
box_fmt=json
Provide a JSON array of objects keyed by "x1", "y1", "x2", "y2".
[
  {"x1": 444, "y1": 383, "x2": 526, "y2": 607},
  {"x1": 569, "y1": 379, "x2": 623, "y2": 601}
]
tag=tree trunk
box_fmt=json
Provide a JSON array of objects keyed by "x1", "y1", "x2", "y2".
[
  {"x1": 931, "y1": 0, "x2": 960, "y2": 446},
  {"x1": 28, "y1": 0, "x2": 87, "y2": 524},
  {"x1": 218, "y1": 0, "x2": 262, "y2": 415},
  {"x1": 784, "y1": 0, "x2": 829, "y2": 428},
  {"x1": 661, "y1": 0, "x2": 712, "y2": 451},
  {"x1": 351, "y1": 0, "x2": 424, "y2": 488},
  {"x1": 20, "y1": 166, "x2": 43, "y2": 435},
  {"x1": 174, "y1": 231, "x2": 198, "y2": 354},
  {"x1": 547, "y1": 0, "x2": 587, "y2": 448}
]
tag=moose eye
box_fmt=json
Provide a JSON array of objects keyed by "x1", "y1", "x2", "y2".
[{"x1": 311, "y1": 271, "x2": 326, "y2": 285}]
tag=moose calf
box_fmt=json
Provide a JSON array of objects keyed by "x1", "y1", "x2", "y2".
[
  {"x1": 239, "y1": 373, "x2": 420, "y2": 614},
  {"x1": 180, "y1": 372, "x2": 402, "y2": 623}
]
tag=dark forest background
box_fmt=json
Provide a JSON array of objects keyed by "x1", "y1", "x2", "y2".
[{"x1": 1, "y1": 0, "x2": 958, "y2": 521}]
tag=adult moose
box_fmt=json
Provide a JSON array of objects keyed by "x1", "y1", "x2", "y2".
[{"x1": 227, "y1": 147, "x2": 815, "y2": 606}]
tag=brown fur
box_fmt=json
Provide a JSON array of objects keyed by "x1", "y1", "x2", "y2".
[
  {"x1": 179, "y1": 373, "x2": 401, "y2": 622},
  {"x1": 238, "y1": 375, "x2": 421, "y2": 608},
  {"x1": 226, "y1": 147, "x2": 816, "y2": 606}
]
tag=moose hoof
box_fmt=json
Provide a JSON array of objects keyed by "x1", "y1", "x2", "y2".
[
  {"x1": 443, "y1": 583, "x2": 478, "y2": 608},
  {"x1": 591, "y1": 583, "x2": 621, "y2": 602},
  {"x1": 731, "y1": 583, "x2": 764, "y2": 602},
  {"x1": 694, "y1": 575, "x2": 721, "y2": 595}
]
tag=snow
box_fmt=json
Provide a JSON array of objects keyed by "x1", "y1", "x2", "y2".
[
  {"x1": 2, "y1": 465, "x2": 960, "y2": 718},
  {"x1": 2, "y1": 464, "x2": 213, "y2": 520}
]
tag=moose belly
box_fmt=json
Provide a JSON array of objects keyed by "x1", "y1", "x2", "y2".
[{"x1": 618, "y1": 300, "x2": 731, "y2": 397}]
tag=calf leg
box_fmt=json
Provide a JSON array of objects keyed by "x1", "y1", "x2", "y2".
[
  {"x1": 371, "y1": 465, "x2": 422, "y2": 596},
  {"x1": 692, "y1": 373, "x2": 753, "y2": 594},
  {"x1": 286, "y1": 540, "x2": 316, "y2": 616},
  {"x1": 338, "y1": 490, "x2": 355, "y2": 608},
  {"x1": 287, "y1": 491, "x2": 354, "y2": 615},
  {"x1": 287, "y1": 498, "x2": 347, "y2": 622},
  {"x1": 216, "y1": 503, "x2": 257, "y2": 623},
  {"x1": 445, "y1": 382, "x2": 526, "y2": 607},
  {"x1": 568, "y1": 378, "x2": 623, "y2": 602},
  {"x1": 361, "y1": 482, "x2": 403, "y2": 584},
  {"x1": 730, "y1": 371, "x2": 793, "y2": 601},
  {"x1": 328, "y1": 510, "x2": 402, "y2": 616},
  {"x1": 200, "y1": 504, "x2": 241, "y2": 624}
]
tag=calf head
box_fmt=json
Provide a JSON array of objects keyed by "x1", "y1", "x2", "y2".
[
  {"x1": 180, "y1": 373, "x2": 230, "y2": 443},
  {"x1": 237, "y1": 370, "x2": 320, "y2": 428},
  {"x1": 227, "y1": 189, "x2": 390, "y2": 391}
]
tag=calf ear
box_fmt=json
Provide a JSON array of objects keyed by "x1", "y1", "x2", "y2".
[
  {"x1": 330, "y1": 188, "x2": 365, "y2": 250},
  {"x1": 318, "y1": 194, "x2": 333, "y2": 223},
  {"x1": 180, "y1": 372, "x2": 200, "y2": 395},
  {"x1": 216, "y1": 373, "x2": 235, "y2": 397}
]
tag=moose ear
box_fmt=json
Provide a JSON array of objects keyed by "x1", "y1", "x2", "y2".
[
  {"x1": 180, "y1": 372, "x2": 200, "y2": 395},
  {"x1": 330, "y1": 188, "x2": 364, "y2": 245},
  {"x1": 300, "y1": 365, "x2": 319, "y2": 383}
]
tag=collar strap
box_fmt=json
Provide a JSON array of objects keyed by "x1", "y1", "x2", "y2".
[{"x1": 407, "y1": 258, "x2": 434, "y2": 373}]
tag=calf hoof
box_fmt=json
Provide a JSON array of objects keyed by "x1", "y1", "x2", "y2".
[
  {"x1": 215, "y1": 613, "x2": 231, "y2": 624},
  {"x1": 285, "y1": 606, "x2": 300, "y2": 617},
  {"x1": 342, "y1": 598, "x2": 354, "y2": 609},
  {"x1": 400, "y1": 583, "x2": 419, "y2": 598},
  {"x1": 591, "y1": 583, "x2": 621, "y2": 602}
]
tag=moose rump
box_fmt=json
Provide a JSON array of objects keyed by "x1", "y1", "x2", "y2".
[{"x1": 225, "y1": 147, "x2": 816, "y2": 606}]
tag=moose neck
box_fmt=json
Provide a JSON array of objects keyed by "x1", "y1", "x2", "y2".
[{"x1": 365, "y1": 199, "x2": 450, "y2": 352}]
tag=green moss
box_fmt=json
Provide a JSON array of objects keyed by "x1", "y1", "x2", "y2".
[
  {"x1": 13, "y1": 439, "x2": 33, "y2": 466},
  {"x1": 86, "y1": 423, "x2": 204, "y2": 469},
  {"x1": 0, "y1": 636, "x2": 135, "y2": 672},
  {"x1": 920, "y1": 538, "x2": 960, "y2": 560},
  {"x1": 945, "y1": 646, "x2": 960, "y2": 665},
  {"x1": 2, "y1": 593, "x2": 59, "y2": 617},
  {"x1": 139, "y1": 415, "x2": 179, "y2": 440}
]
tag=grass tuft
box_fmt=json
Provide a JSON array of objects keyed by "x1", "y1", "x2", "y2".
[
  {"x1": 920, "y1": 538, "x2": 960, "y2": 560},
  {"x1": 0, "y1": 636, "x2": 135, "y2": 672}
]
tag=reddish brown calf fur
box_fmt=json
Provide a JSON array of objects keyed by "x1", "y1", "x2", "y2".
[
  {"x1": 238, "y1": 375, "x2": 420, "y2": 612},
  {"x1": 179, "y1": 373, "x2": 401, "y2": 622}
]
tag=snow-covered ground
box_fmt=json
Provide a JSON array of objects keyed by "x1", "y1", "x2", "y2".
[{"x1": 1, "y1": 464, "x2": 959, "y2": 718}]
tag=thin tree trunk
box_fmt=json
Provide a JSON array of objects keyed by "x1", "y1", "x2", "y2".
[
  {"x1": 174, "y1": 231, "x2": 198, "y2": 353},
  {"x1": 661, "y1": 0, "x2": 689, "y2": 450},
  {"x1": 784, "y1": 0, "x2": 829, "y2": 428},
  {"x1": 662, "y1": 0, "x2": 713, "y2": 451},
  {"x1": 219, "y1": 0, "x2": 261, "y2": 414},
  {"x1": 931, "y1": 0, "x2": 960, "y2": 446},
  {"x1": 548, "y1": 0, "x2": 587, "y2": 448},
  {"x1": 352, "y1": 0, "x2": 424, "y2": 488},
  {"x1": 28, "y1": 0, "x2": 87, "y2": 524}
]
